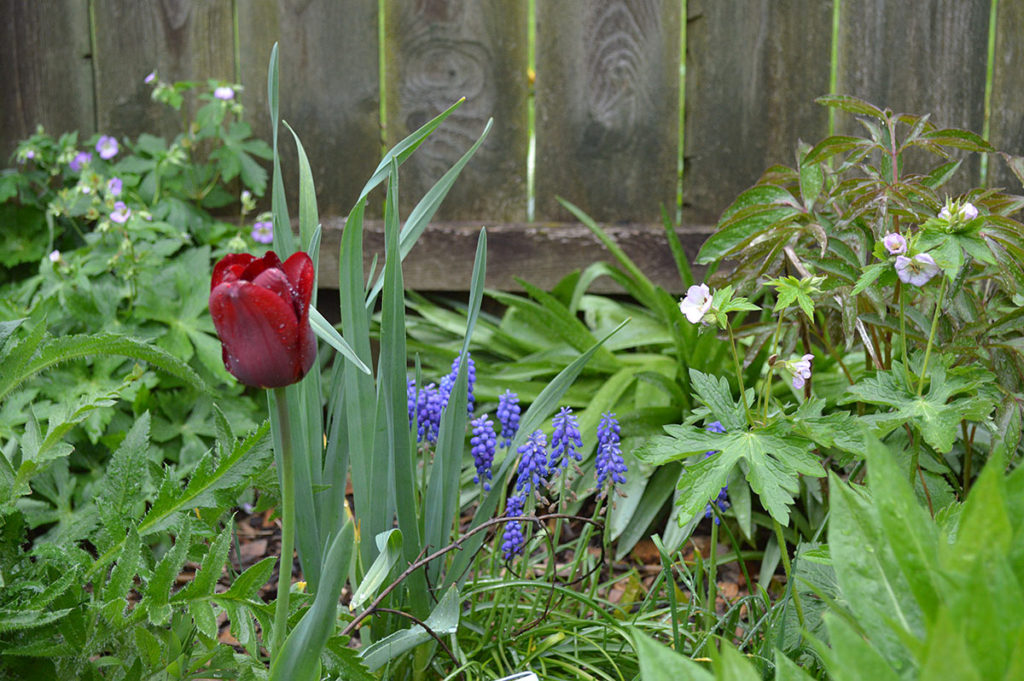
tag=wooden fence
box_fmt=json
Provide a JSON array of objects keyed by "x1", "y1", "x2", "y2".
[{"x1": 3, "y1": 0, "x2": 1022, "y2": 291}]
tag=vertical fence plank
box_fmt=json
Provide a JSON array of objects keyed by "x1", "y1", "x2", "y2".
[
  {"x1": 238, "y1": 0, "x2": 381, "y2": 217},
  {"x1": 988, "y1": 0, "x2": 1024, "y2": 193},
  {"x1": 682, "y1": 0, "x2": 833, "y2": 226},
  {"x1": 92, "y1": 0, "x2": 234, "y2": 140},
  {"x1": 0, "y1": 0, "x2": 94, "y2": 160},
  {"x1": 534, "y1": 0, "x2": 680, "y2": 224},
  {"x1": 835, "y1": 0, "x2": 990, "y2": 193},
  {"x1": 384, "y1": 0, "x2": 528, "y2": 221}
]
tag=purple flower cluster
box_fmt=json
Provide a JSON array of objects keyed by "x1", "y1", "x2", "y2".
[
  {"x1": 440, "y1": 354, "x2": 476, "y2": 415},
  {"x1": 548, "y1": 406, "x2": 583, "y2": 474},
  {"x1": 501, "y1": 492, "x2": 527, "y2": 560},
  {"x1": 470, "y1": 415, "x2": 496, "y2": 491},
  {"x1": 496, "y1": 390, "x2": 520, "y2": 448},
  {"x1": 703, "y1": 421, "x2": 730, "y2": 524},
  {"x1": 515, "y1": 430, "x2": 548, "y2": 495},
  {"x1": 595, "y1": 413, "x2": 627, "y2": 496},
  {"x1": 407, "y1": 380, "x2": 444, "y2": 444}
]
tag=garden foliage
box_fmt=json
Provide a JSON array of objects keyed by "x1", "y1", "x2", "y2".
[{"x1": 1, "y1": 43, "x2": 1023, "y2": 681}]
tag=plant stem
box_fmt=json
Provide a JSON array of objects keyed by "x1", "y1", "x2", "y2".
[
  {"x1": 898, "y1": 282, "x2": 909, "y2": 369},
  {"x1": 727, "y1": 324, "x2": 755, "y2": 427},
  {"x1": 772, "y1": 517, "x2": 805, "y2": 631},
  {"x1": 270, "y1": 387, "x2": 296, "y2": 660},
  {"x1": 761, "y1": 313, "x2": 785, "y2": 419},
  {"x1": 705, "y1": 515, "x2": 719, "y2": 631},
  {"x1": 917, "y1": 277, "x2": 947, "y2": 396}
]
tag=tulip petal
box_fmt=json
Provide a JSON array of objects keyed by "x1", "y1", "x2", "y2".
[
  {"x1": 211, "y1": 253, "x2": 256, "y2": 289},
  {"x1": 210, "y1": 280, "x2": 302, "y2": 388}
]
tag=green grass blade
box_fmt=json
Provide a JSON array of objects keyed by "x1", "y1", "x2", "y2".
[
  {"x1": 661, "y1": 203, "x2": 695, "y2": 289},
  {"x1": 358, "y1": 585, "x2": 460, "y2": 671}
]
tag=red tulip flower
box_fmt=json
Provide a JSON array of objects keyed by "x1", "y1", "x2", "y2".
[{"x1": 209, "y1": 251, "x2": 317, "y2": 388}]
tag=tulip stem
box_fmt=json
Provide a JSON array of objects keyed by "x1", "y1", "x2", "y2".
[{"x1": 270, "y1": 387, "x2": 296, "y2": 661}]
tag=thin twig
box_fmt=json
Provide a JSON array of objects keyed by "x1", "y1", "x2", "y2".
[
  {"x1": 340, "y1": 512, "x2": 598, "y2": 638},
  {"x1": 374, "y1": 607, "x2": 461, "y2": 677}
]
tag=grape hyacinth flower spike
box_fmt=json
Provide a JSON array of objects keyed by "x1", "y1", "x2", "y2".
[
  {"x1": 595, "y1": 413, "x2": 627, "y2": 497},
  {"x1": 440, "y1": 353, "x2": 476, "y2": 415},
  {"x1": 515, "y1": 430, "x2": 549, "y2": 495},
  {"x1": 469, "y1": 415, "x2": 496, "y2": 491},
  {"x1": 549, "y1": 406, "x2": 583, "y2": 475},
  {"x1": 496, "y1": 389, "x2": 521, "y2": 449},
  {"x1": 501, "y1": 493, "x2": 527, "y2": 560}
]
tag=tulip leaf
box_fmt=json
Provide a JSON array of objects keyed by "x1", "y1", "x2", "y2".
[
  {"x1": 282, "y1": 120, "x2": 319, "y2": 254},
  {"x1": 309, "y1": 307, "x2": 369, "y2": 374},
  {"x1": 358, "y1": 99, "x2": 465, "y2": 202},
  {"x1": 424, "y1": 230, "x2": 486, "y2": 585},
  {"x1": 358, "y1": 585, "x2": 461, "y2": 671},
  {"x1": 366, "y1": 117, "x2": 493, "y2": 306},
  {"x1": 269, "y1": 520, "x2": 355, "y2": 681},
  {"x1": 267, "y1": 43, "x2": 294, "y2": 257},
  {"x1": 348, "y1": 529, "x2": 402, "y2": 611}
]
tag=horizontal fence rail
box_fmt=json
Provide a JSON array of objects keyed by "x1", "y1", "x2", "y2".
[{"x1": 2, "y1": 0, "x2": 1022, "y2": 291}]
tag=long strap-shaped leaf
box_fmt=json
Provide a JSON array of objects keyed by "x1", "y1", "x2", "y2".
[
  {"x1": 358, "y1": 99, "x2": 466, "y2": 202},
  {"x1": 269, "y1": 521, "x2": 355, "y2": 681},
  {"x1": 365, "y1": 118, "x2": 493, "y2": 307},
  {"x1": 376, "y1": 157, "x2": 429, "y2": 616},
  {"x1": 267, "y1": 43, "x2": 294, "y2": 258},
  {"x1": 423, "y1": 230, "x2": 487, "y2": 587}
]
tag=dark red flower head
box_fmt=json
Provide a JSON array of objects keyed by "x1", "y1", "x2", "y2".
[{"x1": 209, "y1": 251, "x2": 316, "y2": 388}]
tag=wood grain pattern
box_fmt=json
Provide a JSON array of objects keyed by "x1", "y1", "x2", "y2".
[
  {"x1": 0, "y1": 0, "x2": 94, "y2": 160},
  {"x1": 384, "y1": 0, "x2": 529, "y2": 220},
  {"x1": 682, "y1": 0, "x2": 832, "y2": 225},
  {"x1": 988, "y1": 0, "x2": 1024, "y2": 192},
  {"x1": 535, "y1": 0, "x2": 680, "y2": 223},
  {"x1": 316, "y1": 219, "x2": 713, "y2": 293},
  {"x1": 237, "y1": 0, "x2": 381, "y2": 216},
  {"x1": 835, "y1": 0, "x2": 990, "y2": 193},
  {"x1": 91, "y1": 0, "x2": 234, "y2": 142}
]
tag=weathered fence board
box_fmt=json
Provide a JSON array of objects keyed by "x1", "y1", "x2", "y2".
[
  {"x1": 535, "y1": 0, "x2": 680, "y2": 223},
  {"x1": 681, "y1": 0, "x2": 833, "y2": 225},
  {"x1": 384, "y1": 0, "x2": 528, "y2": 221},
  {"x1": 237, "y1": 0, "x2": 381, "y2": 217},
  {"x1": 2, "y1": 1, "x2": 1022, "y2": 292},
  {"x1": 989, "y1": 0, "x2": 1024, "y2": 193},
  {"x1": 834, "y1": 0, "x2": 990, "y2": 193},
  {"x1": 0, "y1": 0, "x2": 94, "y2": 161},
  {"x1": 317, "y1": 219, "x2": 714, "y2": 293},
  {"x1": 91, "y1": 0, "x2": 235, "y2": 141}
]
